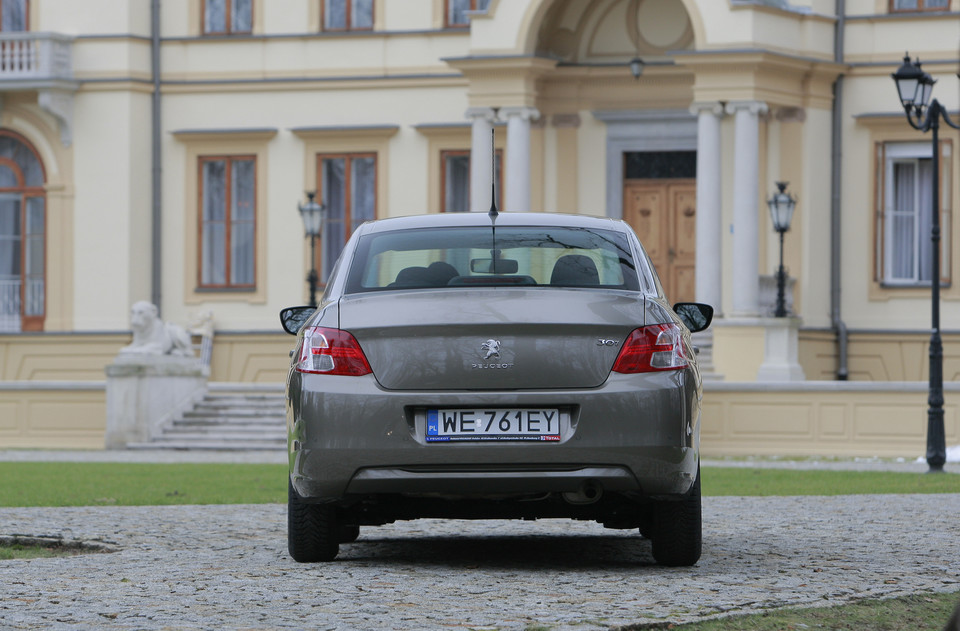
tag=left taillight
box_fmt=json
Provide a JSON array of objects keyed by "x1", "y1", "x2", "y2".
[
  {"x1": 295, "y1": 327, "x2": 372, "y2": 376},
  {"x1": 611, "y1": 323, "x2": 688, "y2": 373}
]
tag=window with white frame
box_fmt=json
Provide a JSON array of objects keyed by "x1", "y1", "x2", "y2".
[
  {"x1": 323, "y1": 0, "x2": 373, "y2": 31},
  {"x1": 879, "y1": 141, "x2": 951, "y2": 286}
]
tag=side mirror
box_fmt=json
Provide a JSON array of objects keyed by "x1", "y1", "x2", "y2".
[
  {"x1": 279, "y1": 306, "x2": 316, "y2": 335},
  {"x1": 673, "y1": 302, "x2": 713, "y2": 333}
]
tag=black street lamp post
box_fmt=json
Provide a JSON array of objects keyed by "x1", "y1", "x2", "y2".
[
  {"x1": 766, "y1": 182, "x2": 796, "y2": 318},
  {"x1": 298, "y1": 192, "x2": 324, "y2": 308},
  {"x1": 890, "y1": 53, "x2": 959, "y2": 473}
]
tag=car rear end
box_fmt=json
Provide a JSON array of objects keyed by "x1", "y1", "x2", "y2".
[{"x1": 285, "y1": 213, "x2": 705, "y2": 565}]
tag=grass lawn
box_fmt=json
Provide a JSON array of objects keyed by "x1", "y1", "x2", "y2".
[
  {"x1": 0, "y1": 462, "x2": 286, "y2": 507},
  {"x1": 0, "y1": 461, "x2": 956, "y2": 507}
]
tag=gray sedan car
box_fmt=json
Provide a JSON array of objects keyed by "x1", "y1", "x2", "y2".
[{"x1": 280, "y1": 211, "x2": 712, "y2": 566}]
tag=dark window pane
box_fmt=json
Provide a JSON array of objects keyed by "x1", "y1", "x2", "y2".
[
  {"x1": 0, "y1": 136, "x2": 44, "y2": 186},
  {"x1": 444, "y1": 154, "x2": 470, "y2": 212},
  {"x1": 231, "y1": 222, "x2": 255, "y2": 285},
  {"x1": 202, "y1": 222, "x2": 226, "y2": 285},
  {"x1": 25, "y1": 197, "x2": 43, "y2": 278},
  {"x1": 624, "y1": 151, "x2": 697, "y2": 179},
  {"x1": 325, "y1": 0, "x2": 347, "y2": 29},
  {"x1": 205, "y1": 0, "x2": 227, "y2": 32},
  {"x1": 0, "y1": 164, "x2": 17, "y2": 187},
  {"x1": 232, "y1": 159, "x2": 255, "y2": 221},
  {"x1": 351, "y1": 156, "x2": 376, "y2": 229},
  {"x1": 449, "y1": 0, "x2": 470, "y2": 24},
  {"x1": 232, "y1": 0, "x2": 252, "y2": 31},
  {"x1": 924, "y1": 0, "x2": 948, "y2": 7},
  {"x1": 203, "y1": 161, "x2": 226, "y2": 221},
  {"x1": 2, "y1": 0, "x2": 26, "y2": 31},
  {"x1": 25, "y1": 198, "x2": 43, "y2": 315},
  {"x1": 352, "y1": 0, "x2": 373, "y2": 27},
  {"x1": 892, "y1": 0, "x2": 918, "y2": 8},
  {"x1": 322, "y1": 158, "x2": 347, "y2": 280}
]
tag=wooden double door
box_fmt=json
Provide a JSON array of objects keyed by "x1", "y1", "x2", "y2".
[{"x1": 623, "y1": 179, "x2": 696, "y2": 303}]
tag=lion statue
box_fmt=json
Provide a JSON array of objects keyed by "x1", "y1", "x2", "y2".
[{"x1": 119, "y1": 301, "x2": 194, "y2": 357}]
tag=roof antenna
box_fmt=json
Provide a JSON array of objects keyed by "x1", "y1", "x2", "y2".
[{"x1": 488, "y1": 127, "x2": 499, "y2": 217}]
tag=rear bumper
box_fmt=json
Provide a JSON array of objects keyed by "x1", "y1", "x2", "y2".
[{"x1": 288, "y1": 370, "x2": 701, "y2": 502}]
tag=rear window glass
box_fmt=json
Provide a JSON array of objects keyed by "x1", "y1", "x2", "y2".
[{"x1": 344, "y1": 226, "x2": 641, "y2": 293}]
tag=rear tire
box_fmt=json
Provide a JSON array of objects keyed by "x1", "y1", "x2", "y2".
[
  {"x1": 288, "y1": 479, "x2": 339, "y2": 562},
  {"x1": 649, "y1": 466, "x2": 702, "y2": 567}
]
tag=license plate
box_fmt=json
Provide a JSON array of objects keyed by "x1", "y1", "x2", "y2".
[{"x1": 426, "y1": 408, "x2": 562, "y2": 442}]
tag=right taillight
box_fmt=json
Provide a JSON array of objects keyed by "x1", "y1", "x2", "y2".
[
  {"x1": 295, "y1": 327, "x2": 372, "y2": 376},
  {"x1": 611, "y1": 323, "x2": 688, "y2": 373}
]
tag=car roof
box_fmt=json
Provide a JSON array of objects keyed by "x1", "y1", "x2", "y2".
[{"x1": 357, "y1": 212, "x2": 631, "y2": 235}]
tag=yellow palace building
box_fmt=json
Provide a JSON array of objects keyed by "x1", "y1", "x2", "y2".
[{"x1": 1, "y1": 0, "x2": 959, "y2": 455}]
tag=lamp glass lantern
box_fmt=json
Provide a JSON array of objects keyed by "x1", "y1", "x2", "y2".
[
  {"x1": 298, "y1": 191, "x2": 325, "y2": 307},
  {"x1": 767, "y1": 182, "x2": 796, "y2": 318},
  {"x1": 298, "y1": 192, "x2": 323, "y2": 238},
  {"x1": 892, "y1": 54, "x2": 925, "y2": 109},
  {"x1": 767, "y1": 182, "x2": 796, "y2": 233},
  {"x1": 629, "y1": 56, "x2": 644, "y2": 80}
]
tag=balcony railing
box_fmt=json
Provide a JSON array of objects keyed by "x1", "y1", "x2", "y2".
[{"x1": 0, "y1": 32, "x2": 73, "y2": 84}]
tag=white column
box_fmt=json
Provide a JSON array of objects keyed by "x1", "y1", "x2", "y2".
[
  {"x1": 466, "y1": 107, "x2": 497, "y2": 212},
  {"x1": 502, "y1": 106, "x2": 540, "y2": 212},
  {"x1": 726, "y1": 100, "x2": 768, "y2": 316},
  {"x1": 691, "y1": 102, "x2": 724, "y2": 313}
]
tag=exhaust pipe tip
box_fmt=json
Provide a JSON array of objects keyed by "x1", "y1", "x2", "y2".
[{"x1": 563, "y1": 481, "x2": 603, "y2": 505}]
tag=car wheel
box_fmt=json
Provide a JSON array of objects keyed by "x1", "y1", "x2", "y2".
[
  {"x1": 649, "y1": 465, "x2": 702, "y2": 567},
  {"x1": 287, "y1": 478, "x2": 339, "y2": 562},
  {"x1": 338, "y1": 524, "x2": 360, "y2": 544}
]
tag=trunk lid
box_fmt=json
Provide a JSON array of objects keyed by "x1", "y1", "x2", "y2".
[{"x1": 339, "y1": 288, "x2": 648, "y2": 390}]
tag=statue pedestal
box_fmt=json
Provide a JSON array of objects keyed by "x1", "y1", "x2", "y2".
[
  {"x1": 756, "y1": 317, "x2": 806, "y2": 382},
  {"x1": 105, "y1": 354, "x2": 208, "y2": 449}
]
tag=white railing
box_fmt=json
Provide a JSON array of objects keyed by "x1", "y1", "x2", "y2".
[
  {"x1": 0, "y1": 32, "x2": 72, "y2": 81},
  {"x1": 0, "y1": 279, "x2": 21, "y2": 333}
]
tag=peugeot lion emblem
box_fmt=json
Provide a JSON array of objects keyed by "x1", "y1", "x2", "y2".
[
  {"x1": 480, "y1": 339, "x2": 501, "y2": 360},
  {"x1": 472, "y1": 339, "x2": 513, "y2": 370}
]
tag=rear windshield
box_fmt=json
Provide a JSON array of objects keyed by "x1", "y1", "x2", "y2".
[{"x1": 344, "y1": 226, "x2": 642, "y2": 293}]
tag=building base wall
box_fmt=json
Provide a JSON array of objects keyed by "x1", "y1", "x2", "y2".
[{"x1": 702, "y1": 381, "x2": 960, "y2": 459}]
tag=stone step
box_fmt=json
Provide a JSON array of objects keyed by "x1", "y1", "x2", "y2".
[
  {"x1": 144, "y1": 385, "x2": 288, "y2": 451},
  {"x1": 154, "y1": 430, "x2": 285, "y2": 442},
  {"x1": 127, "y1": 440, "x2": 285, "y2": 451},
  {"x1": 182, "y1": 409, "x2": 285, "y2": 419},
  {"x1": 168, "y1": 417, "x2": 287, "y2": 429}
]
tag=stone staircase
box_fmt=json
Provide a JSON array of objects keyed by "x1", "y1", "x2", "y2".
[{"x1": 129, "y1": 386, "x2": 286, "y2": 451}]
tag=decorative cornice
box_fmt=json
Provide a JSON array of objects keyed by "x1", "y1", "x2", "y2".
[
  {"x1": 171, "y1": 127, "x2": 279, "y2": 142},
  {"x1": 289, "y1": 125, "x2": 399, "y2": 140}
]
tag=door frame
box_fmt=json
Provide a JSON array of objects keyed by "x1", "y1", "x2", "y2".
[{"x1": 593, "y1": 109, "x2": 697, "y2": 220}]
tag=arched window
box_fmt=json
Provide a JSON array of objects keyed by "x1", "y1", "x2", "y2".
[{"x1": 0, "y1": 130, "x2": 46, "y2": 332}]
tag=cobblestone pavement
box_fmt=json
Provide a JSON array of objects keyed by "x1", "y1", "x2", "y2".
[{"x1": 2, "y1": 493, "x2": 959, "y2": 630}]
